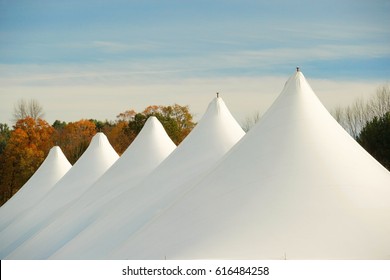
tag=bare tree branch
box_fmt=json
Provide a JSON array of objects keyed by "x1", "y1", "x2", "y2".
[
  {"x1": 13, "y1": 99, "x2": 45, "y2": 123},
  {"x1": 332, "y1": 83, "x2": 390, "y2": 139}
]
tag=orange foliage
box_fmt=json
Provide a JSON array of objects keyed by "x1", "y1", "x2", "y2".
[
  {"x1": 142, "y1": 105, "x2": 161, "y2": 115},
  {"x1": 55, "y1": 119, "x2": 96, "y2": 164},
  {"x1": 104, "y1": 121, "x2": 132, "y2": 155},
  {"x1": 0, "y1": 104, "x2": 196, "y2": 205},
  {"x1": 0, "y1": 118, "x2": 55, "y2": 202},
  {"x1": 116, "y1": 109, "x2": 136, "y2": 122}
]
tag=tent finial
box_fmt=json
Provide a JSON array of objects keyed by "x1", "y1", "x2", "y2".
[
  {"x1": 296, "y1": 66, "x2": 300, "y2": 72},
  {"x1": 216, "y1": 92, "x2": 220, "y2": 98}
]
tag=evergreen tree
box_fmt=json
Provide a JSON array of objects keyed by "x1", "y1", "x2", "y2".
[{"x1": 357, "y1": 112, "x2": 390, "y2": 171}]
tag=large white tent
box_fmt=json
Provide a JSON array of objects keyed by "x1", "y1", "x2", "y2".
[
  {"x1": 0, "y1": 146, "x2": 71, "y2": 232},
  {"x1": 7, "y1": 116, "x2": 176, "y2": 259},
  {"x1": 50, "y1": 96, "x2": 245, "y2": 259},
  {"x1": 0, "y1": 132, "x2": 119, "y2": 258},
  {"x1": 107, "y1": 70, "x2": 390, "y2": 260},
  {"x1": 2, "y1": 71, "x2": 389, "y2": 260}
]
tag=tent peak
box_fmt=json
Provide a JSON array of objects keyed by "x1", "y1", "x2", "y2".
[
  {"x1": 216, "y1": 92, "x2": 220, "y2": 98},
  {"x1": 296, "y1": 66, "x2": 300, "y2": 72},
  {"x1": 145, "y1": 115, "x2": 158, "y2": 124}
]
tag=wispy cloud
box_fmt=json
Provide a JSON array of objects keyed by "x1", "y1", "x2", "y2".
[
  {"x1": 91, "y1": 40, "x2": 160, "y2": 53},
  {"x1": 1, "y1": 40, "x2": 388, "y2": 88},
  {"x1": 220, "y1": 44, "x2": 390, "y2": 66},
  {"x1": 1, "y1": 0, "x2": 388, "y2": 127}
]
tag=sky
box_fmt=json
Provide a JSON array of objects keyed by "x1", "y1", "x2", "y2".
[{"x1": 0, "y1": 0, "x2": 389, "y2": 126}]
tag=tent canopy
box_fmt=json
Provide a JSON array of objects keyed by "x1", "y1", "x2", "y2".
[
  {"x1": 108, "y1": 70, "x2": 390, "y2": 260},
  {"x1": 50, "y1": 96, "x2": 245, "y2": 259},
  {"x1": 7, "y1": 116, "x2": 176, "y2": 259},
  {"x1": 0, "y1": 132, "x2": 119, "y2": 258},
  {"x1": 0, "y1": 146, "x2": 71, "y2": 232}
]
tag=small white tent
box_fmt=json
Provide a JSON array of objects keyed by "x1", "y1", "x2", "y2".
[
  {"x1": 109, "y1": 70, "x2": 390, "y2": 260},
  {"x1": 60, "y1": 116, "x2": 177, "y2": 207},
  {"x1": 0, "y1": 132, "x2": 119, "y2": 258},
  {"x1": 7, "y1": 116, "x2": 176, "y2": 259},
  {"x1": 51, "y1": 96, "x2": 245, "y2": 259},
  {"x1": 0, "y1": 146, "x2": 71, "y2": 232}
]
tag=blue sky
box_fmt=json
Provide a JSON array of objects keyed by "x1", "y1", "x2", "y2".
[{"x1": 1, "y1": 0, "x2": 389, "y2": 125}]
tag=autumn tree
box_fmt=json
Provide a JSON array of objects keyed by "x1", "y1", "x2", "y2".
[
  {"x1": 159, "y1": 104, "x2": 195, "y2": 143},
  {"x1": 103, "y1": 121, "x2": 133, "y2": 155},
  {"x1": 13, "y1": 99, "x2": 45, "y2": 122},
  {"x1": 125, "y1": 104, "x2": 196, "y2": 145},
  {"x1": 0, "y1": 103, "x2": 195, "y2": 204},
  {"x1": 87, "y1": 119, "x2": 131, "y2": 155},
  {"x1": 89, "y1": 119, "x2": 113, "y2": 132},
  {"x1": 0, "y1": 118, "x2": 55, "y2": 204},
  {"x1": 55, "y1": 119, "x2": 96, "y2": 164},
  {"x1": 116, "y1": 109, "x2": 136, "y2": 122}
]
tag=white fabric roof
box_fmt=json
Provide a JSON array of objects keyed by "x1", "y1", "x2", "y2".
[
  {"x1": 107, "y1": 71, "x2": 390, "y2": 259},
  {"x1": 3, "y1": 71, "x2": 390, "y2": 260},
  {"x1": 7, "y1": 116, "x2": 176, "y2": 259},
  {"x1": 0, "y1": 146, "x2": 71, "y2": 232},
  {"x1": 0, "y1": 132, "x2": 119, "y2": 258},
  {"x1": 50, "y1": 96, "x2": 245, "y2": 259}
]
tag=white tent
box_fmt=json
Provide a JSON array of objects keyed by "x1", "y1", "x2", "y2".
[
  {"x1": 0, "y1": 146, "x2": 71, "y2": 232},
  {"x1": 108, "y1": 70, "x2": 390, "y2": 260},
  {"x1": 7, "y1": 116, "x2": 176, "y2": 259},
  {"x1": 0, "y1": 132, "x2": 119, "y2": 258},
  {"x1": 50, "y1": 96, "x2": 245, "y2": 259}
]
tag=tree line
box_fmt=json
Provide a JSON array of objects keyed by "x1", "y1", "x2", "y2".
[
  {"x1": 1, "y1": 84, "x2": 389, "y2": 206},
  {"x1": 0, "y1": 101, "x2": 196, "y2": 205}
]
